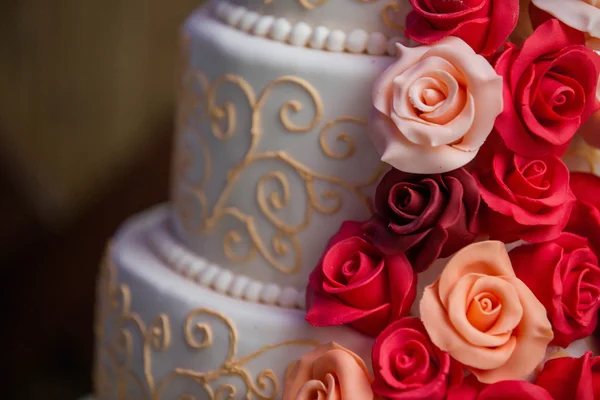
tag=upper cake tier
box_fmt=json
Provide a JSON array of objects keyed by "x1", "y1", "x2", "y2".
[
  {"x1": 170, "y1": 7, "x2": 393, "y2": 290},
  {"x1": 216, "y1": 0, "x2": 411, "y2": 38}
]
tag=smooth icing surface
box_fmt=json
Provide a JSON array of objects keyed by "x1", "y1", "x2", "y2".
[
  {"x1": 172, "y1": 9, "x2": 393, "y2": 290},
  {"x1": 218, "y1": 0, "x2": 411, "y2": 37},
  {"x1": 94, "y1": 206, "x2": 373, "y2": 400}
]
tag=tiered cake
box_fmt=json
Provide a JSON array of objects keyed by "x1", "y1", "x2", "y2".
[{"x1": 94, "y1": 0, "x2": 600, "y2": 399}]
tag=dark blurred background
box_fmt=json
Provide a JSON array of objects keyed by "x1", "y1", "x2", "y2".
[{"x1": 0, "y1": 0, "x2": 200, "y2": 398}]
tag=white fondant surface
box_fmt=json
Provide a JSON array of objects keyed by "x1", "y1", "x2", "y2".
[
  {"x1": 172, "y1": 9, "x2": 393, "y2": 290},
  {"x1": 94, "y1": 206, "x2": 373, "y2": 400}
]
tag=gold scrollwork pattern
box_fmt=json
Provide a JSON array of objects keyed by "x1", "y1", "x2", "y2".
[
  {"x1": 94, "y1": 248, "x2": 320, "y2": 400},
  {"x1": 173, "y1": 61, "x2": 386, "y2": 274}
]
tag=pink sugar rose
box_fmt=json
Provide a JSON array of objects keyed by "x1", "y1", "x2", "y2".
[
  {"x1": 369, "y1": 37, "x2": 503, "y2": 174},
  {"x1": 420, "y1": 241, "x2": 554, "y2": 383}
]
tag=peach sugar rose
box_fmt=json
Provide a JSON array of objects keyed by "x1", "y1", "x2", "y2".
[
  {"x1": 369, "y1": 37, "x2": 503, "y2": 174},
  {"x1": 420, "y1": 241, "x2": 554, "y2": 383},
  {"x1": 282, "y1": 342, "x2": 377, "y2": 400}
]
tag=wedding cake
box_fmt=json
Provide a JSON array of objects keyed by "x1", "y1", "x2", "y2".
[{"x1": 94, "y1": 0, "x2": 600, "y2": 399}]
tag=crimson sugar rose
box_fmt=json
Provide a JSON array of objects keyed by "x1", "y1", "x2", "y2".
[
  {"x1": 447, "y1": 375, "x2": 553, "y2": 400},
  {"x1": 536, "y1": 352, "x2": 600, "y2": 399},
  {"x1": 305, "y1": 221, "x2": 417, "y2": 337},
  {"x1": 405, "y1": 0, "x2": 519, "y2": 56},
  {"x1": 473, "y1": 144, "x2": 575, "y2": 243},
  {"x1": 511, "y1": 233, "x2": 600, "y2": 347},
  {"x1": 372, "y1": 317, "x2": 463, "y2": 400},
  {"x1": 566, "y1": 172, "x2": 600, "y2": 258},
  {"x1": 363, "y1": 167, "x2": 480, "y2": 272},
  {"x1": 494, "y1": 19, "x2": 600, "y2": 158}
]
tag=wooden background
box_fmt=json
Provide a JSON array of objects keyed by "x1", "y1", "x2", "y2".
[{"x1": 0, "y1": 0, "x2": 201, "y2": 398}]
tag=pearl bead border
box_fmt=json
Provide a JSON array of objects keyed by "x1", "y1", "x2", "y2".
[
  {"x1": 212, "y1": 0, "x2": 412, "y2": 56},
  {"x1": 148, "y1": 217, "x2": 306, "y2": 310}
]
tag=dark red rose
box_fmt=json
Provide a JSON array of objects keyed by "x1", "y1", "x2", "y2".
[
  {"x1": 494, "y1": 19, "x2": 600, "y2": 158},
  {"x1": 363, "y1": 167, "x2": 480, "y2": 273},
  {"x1": 511, "y1": 233, "x2": 600, "y2": 347},
  {"x1": 566, "y1": 172, "x2": 600, "y2": 258},
  {"x1": 536, "y1": 352, "x2": 600, "y2": 399},
  {"x1": 372, "y1": 317, "x2": 463, "y2": 400},
  {"x1": 305, "y1": 221, "x2": 417, "y2": 337},
  {"x1": 448, "y1": 375, "x2": 553, "y2": 400},
  {"x1": 405, "y1": 0, "x2": 519, "y2": 56},
  {"x1": 473, "y1": 144, "x2": 575, "y2": 243}
]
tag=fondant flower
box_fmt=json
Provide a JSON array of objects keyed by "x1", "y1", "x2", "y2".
[
  {"x1": 405, "y1": 0, "x2": 519, "y2": 56},
  {"x1": 283, "y1": 342, "x2": 377, "y2": 400},
  {"x1": 420, "y1": 241, "x2": 554, "y2": 383},
  {"x1": 306, "y1": 221, "x2": 417, "y2": 337},
  {"x1": 363, "y1": 167, "x2": 480, "y2": 272},
  {"x1": 566, "y1": 172, "x2": 600, "y2": 257},
  {"x1": 494, "y1": 19, "x2": 600, "y2": 158},
  {"x1": 447, "y1": 375, "x2": 553, "y2": 400},
  {"x1": 473, "y1": 143, "x2": 575, "y2": 243},
  {"x1": 511, "y1": 233, "x2": 600, "y2": 347},
  {"x1": 369, "y1": 37, "x2": 503, "y2": 174},
  {"x1": 535, "y1": 352, "x2": 600, "y2": 399},
  {"x1": 371, "y1": 317, "x2": 463, "y2": 400},
  {"x1": 530, "y1": 0, "x2": 600, "y2": 50}
]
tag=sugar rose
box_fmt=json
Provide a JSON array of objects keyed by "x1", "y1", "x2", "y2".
[
  {"x1": 406, "y1": 0, "x2": 519, "y2": 56},
  {"x1": 420, "y1": 241, "x2": 554, "y2": 383},
  {"x1": 494, "y1": 19, "x2": 600, "y2": 158},
  {"x1": 368, "y1": 37, "x2": 503, "y2": 174},
  {"x1": 448, "y1": 375, "x2": 553, "y2": 400},
  {"x1": 306, "y1": 221, "x2": 417, "y2": 337},
  {"x1": 535, "y1": 352, "x2": 600, "y2": 399},
  {"x1": 283, "y1": 342, "x2": 376, "y2": 400},
  {"x1": 531, "y1": 0, "x2": 600, "y2": 50},
  {"x1": 566, "y1": 172, "x2": 600, "y2": 257},
  {"x1": 372, "y1": 317, "x2": 463, "y2": 400},
  {"x1": 511, "y1": 233, "x2": 600, "y2": 347}
]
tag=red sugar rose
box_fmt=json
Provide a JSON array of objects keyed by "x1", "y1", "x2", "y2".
[
  {"x1": 566, "y1": 172, "x2": 600, "y2": 258},
  {"x1": 372, "y1": 317, "x2": 463, "y2": 400},
  {"x1": 494, "y1": 19, "x2": 600, "y2": 158},
  {"x1": 305, "y1": 221, "x2": 417, "y2": 337},
  {"x1": 363, "y1": 167, "x2": 480, "y2": 272},
  {"x1": 473, "y1": 143, "x2": 575, "y2": 243},
  {"x1": 511, "y1": 233, "x2": 600, "y2": 347},
  {"x1": 405, "y1": 0, "x2": 519, "y2": 56},
  {"x1": 536, "y1": 352, "x2": 600, "y2": 399},
  {"x1": 448, "y1": 375, "x2": 553, "y2": 400}
]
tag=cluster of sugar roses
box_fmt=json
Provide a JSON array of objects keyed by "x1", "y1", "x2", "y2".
[{"x1": 283, "y1": 0, "x2": 600, "y2": 399}]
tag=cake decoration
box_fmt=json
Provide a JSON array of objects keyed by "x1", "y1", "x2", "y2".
[
  {"x1": 363, "y1": 167, "x2": 481, "y2": 272},
  {"x1": 566, "y1": 171, "x2": 600, "y2": 256},
  {"x1": 371, "y1": 317, "x2": 463, "y2": 400},
  {"x1": 534, "y1": 351, "x2": 600, "y2": 399},
  {"x1": 305, "y1": 220, "x2": 417, "y2": 336},
  {"x1": 493, "y1": 19, "x2": 600, "y2": 158},
  {"x1": 282, "y1": 342, "x2": 377, "y2": 400},
  {"x1": 510, "y1": 233, "x2": 600, "y2": 347},
  {"x1": 420, "y1": 241, "x2": 553, "y2": 383},
  {"x1": 405, "y1": 0, "x2": 520, "y2": 56},
  {"x1": 447, "y1": 375, "x2": 554, "y2": 400},
  {"x1": 369, "y1": 37, "x2": 503, "y2": 174},
  {"x1": 473, "y1": 143, "x2": 575, "y2": 243}
]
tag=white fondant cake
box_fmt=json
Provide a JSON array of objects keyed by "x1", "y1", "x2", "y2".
[
  {"x1": 94, "y1": 206, "x2": 372, "y2": 399},
  {"x1": 93, "y1": 0, "x2": 600, "y2": 398}
]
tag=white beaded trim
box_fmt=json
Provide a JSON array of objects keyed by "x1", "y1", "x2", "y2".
[
  {"x1": 213, "y1": 0, "x2": 412, "y2": 56},
  {"x1": 148, "y1": 220, "x2": 306, "y2": 309}
]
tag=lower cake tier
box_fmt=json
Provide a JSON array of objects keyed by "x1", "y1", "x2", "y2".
[{"x1": 93, "y1": 206, "x2": 373, "y2": 400}]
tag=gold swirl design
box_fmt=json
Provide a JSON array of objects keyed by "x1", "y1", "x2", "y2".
[
  {"x1": 174, "y1": 67, "x2": 385, "y2": 275},
  {"x1": 381, "y1": 1, "x2": 406, "y2": 30},
  {"x1": 94, "y1": 248, "x2": 321, "y2": 400}
]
